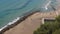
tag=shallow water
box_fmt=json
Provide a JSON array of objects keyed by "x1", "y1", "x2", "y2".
[{"x1": 0, "y1": 0, "x2": 58, "y2": 28}]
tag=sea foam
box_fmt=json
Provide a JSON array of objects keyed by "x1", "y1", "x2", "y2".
[{"x1": 0, "y1": 17, "x2": 20, "y2": 31}]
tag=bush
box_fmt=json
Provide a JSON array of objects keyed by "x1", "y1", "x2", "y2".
[
  {"x1": 56, "y1": 15, "x2": 60, "y2": 22},
  {"x1": 33, "y1": 15, "x2": 60, "y2": 34},
  {"x1": 52, "y1": 29, "x2": 60, "y2": 34}
]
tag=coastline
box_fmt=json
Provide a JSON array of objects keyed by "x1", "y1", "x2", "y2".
[
  {"x1": 4, "y1": 10, "x2": 59, "y2": 34},
  {"x1": 0, "y1": 10, "x2": 40, "y2": 34},
  {"x1": 0, "y1": 9, "x2": 60, "y2": 34},
  {"x1": 0, "y1": 0, "x2": 59, "y2": 34}
]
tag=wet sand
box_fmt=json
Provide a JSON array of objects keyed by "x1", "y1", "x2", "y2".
[{"x1": 4, "y1": 9, "x2": 60, "y2": 34}]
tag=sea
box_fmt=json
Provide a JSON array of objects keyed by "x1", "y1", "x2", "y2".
[{"x1": 0, "y1": 0, "x2": 59, "y2": 28}]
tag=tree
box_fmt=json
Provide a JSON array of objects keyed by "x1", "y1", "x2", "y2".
[
  {"x1": 56, "y1": 15, "x2": 60, "y2": 22},
  {"x1": 33, "y1": 15, "x2": 60, "y2": 34},
  {"x1": 52, "y1": 29, "x2": 60, "y2": 34}
]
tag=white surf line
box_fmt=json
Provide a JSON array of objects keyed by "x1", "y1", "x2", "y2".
[
  {"x1": 45, "y1": 1, "x2": 51, "y2": 10},
  {"x1": 0, "y1": 17, "x2": 20, "y2": 31},
  {"x1": 8, "y1": 17, "x2": 20, "y2": 25},
  {"x1": 0, "y1": 25, "x2": 8, "y2": 32},
  {"x1": 0, "y1": 9, "x2": 38, "y2": 32}
]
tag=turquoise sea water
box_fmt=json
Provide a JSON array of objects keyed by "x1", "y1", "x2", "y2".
[{"x1": 0, "y1": 0, "x2": 58, "y2": 28}]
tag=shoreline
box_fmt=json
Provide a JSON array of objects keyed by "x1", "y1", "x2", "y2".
[
  {"x1": 4, "y1": 10, "x2": 59, "y2": 34},
  {"x1": 0, "y1": 10, "x2": 40, "y2": 34},
  {"x1": 0, "y1": 9, "x2": 60, "y2": 34}
]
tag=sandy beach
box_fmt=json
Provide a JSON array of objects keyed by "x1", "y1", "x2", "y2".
[{"x1": 3, "y1": 9, "x2": 60, "y2": 34}]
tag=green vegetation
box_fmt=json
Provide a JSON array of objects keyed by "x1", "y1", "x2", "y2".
[
  {"x1": 33, "y1": 15, "x2": 60, "y2": 34},
  {"x1": 52, "y1": 29, "x2": 60, "y2": 34}
]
